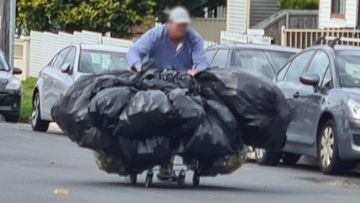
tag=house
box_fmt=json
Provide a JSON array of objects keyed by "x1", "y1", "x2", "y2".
[
  {"x1": 319, "y1": 0, "x2": 360, "y2": 29},
  {"x1": 226, "y1": 0, "x2": 280, "y2": 34}
]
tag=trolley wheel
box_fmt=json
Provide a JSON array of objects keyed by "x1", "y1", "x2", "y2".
[
  {"x1": 130, "y1": 173, "x2": 137, "y2": 185},
  {"x1": 145, "y1": 169, "x2": 153, "y2": 188},
  {"x1": 192, "y1": 172, "x2": 200, "y2": 186},
  {"x1": 178, "y1": 170, "x2": 186, "y2": 188}
]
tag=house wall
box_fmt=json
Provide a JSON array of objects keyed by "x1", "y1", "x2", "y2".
[
  {"x1": 227, "y1": 0, "x2": 250, "y2": 33},
  {"x1": 192, "y1": 18, "x2": 226, "y2": 42},
  {"x1": 250, "y1": 0, "x2": 279, "y2": 27},
  {"x1": 319, "y1": 0, "x2": 359, "y2": 28}
]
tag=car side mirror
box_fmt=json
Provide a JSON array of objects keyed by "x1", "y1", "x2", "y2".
[
  {"x1": 13, "y1": 67, "x2": 23, "y2": 75},
  {"x1": 61, "y1": 63, "x2": 71, "y2": 74},
  {"x1": 300, "y1": 73, "x2": 320, "y2": 87}
]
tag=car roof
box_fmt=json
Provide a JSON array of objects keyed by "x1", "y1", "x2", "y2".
[
  {"x1": 307, "y1": 45, "x2": 360, "y2": 52},
  {"x1": 207, "y1": 43, "x2": 300, "y2": 53},
  {"x1": 78, "y1": 44, "x2": 129, "y2": 53}
]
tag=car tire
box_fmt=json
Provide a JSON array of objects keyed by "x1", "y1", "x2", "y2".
[
  {"x1": 4, "y1": 114, "x2": 20, "y2": 123},
  {"x1": 255, "y1": 148, "x2": 281, "y2": 166},
  {"x1": 31, "y1": 92, "x2": 49, "y2": 132},
  {"x1": 282, "y1": 153, "x2": 301, "y2": 166},
  {"x1": 318, "y1": 119, "x2": 348, "y2": 174}
]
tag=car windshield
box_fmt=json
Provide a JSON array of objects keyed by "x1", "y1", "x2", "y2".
[
  {"x1": 0, "y1": 53, "x2": 10, "y2": 71},
  {"x1": 232, "y1": 50, "x2": 295, "y2": 78},
  {"x1": 337, "y1": 51, "x2": 360, "y2": 88},
  {"x1": 79, "y1": 50, "x2": 128, "y2": 74}
]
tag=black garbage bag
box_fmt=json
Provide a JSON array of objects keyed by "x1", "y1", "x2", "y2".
[
  {"x1": 114, "y1": 90, "x2": 176, "y2": 139},
  {"x1": 138, "y1": 69, "x2": 200, "y2": 93},
  {"x1": 52, "y1": 70, "x2": 140, "y2": 149},
  {"x1": 166, "y1": 88, "x2": 205, "y2": 138},
  {"x1": 88, "y1": 87, "x2": 135, "y2": 137},
  {"x1": 182, "y1": 98, "x2": 243, "y2": 161},
  {"x1": 118, "y1": 136, "x2": 172, "y2": 171},
  {"x1": 196, "y1": 68, "x2": 291, "y2": 151}
]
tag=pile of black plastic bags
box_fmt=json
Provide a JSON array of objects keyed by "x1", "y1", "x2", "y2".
[{"x1": 52, "y1": 64, "x2": 291, "y2": 176}]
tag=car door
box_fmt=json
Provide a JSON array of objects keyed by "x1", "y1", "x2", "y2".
[
  {"x1": 276, "y1": 50, "x2": 316, "y2": 145},
  {"x1": 294, "y1": 50, "x2": 331, "y2": 148},
  {"x1": 42, "y1": 47, "x2": 71, "y2": 117},
  {"x1": 51, "y1": 47, "x2": 77, "y2": 117},
  {"x1": 41, "y1": 54, "x2": 59, "y2": 119}
]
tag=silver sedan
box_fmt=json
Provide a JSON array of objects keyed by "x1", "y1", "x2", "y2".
[{"x1": 31, "y1": 44, "x2": 128, "y2": 132}]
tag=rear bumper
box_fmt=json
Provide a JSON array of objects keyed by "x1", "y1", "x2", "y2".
[
  {"x1": 0, "y1": 90, "x2": 21, "y2": 114},
  {"x1": 338, "y1": 118, "x2": 360, "y2": 161}
]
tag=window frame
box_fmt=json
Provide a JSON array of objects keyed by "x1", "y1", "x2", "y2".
[
  {"x1": 282, "y1": 50, "x2": 316, "y2": 83},
  {"x1": 51, "y1": 47, "x2": 73, "y2": 69},
  {"x1": 206, "y1": 49, "x2": 218, "y2": 64},
  {"x1": 210, "y1": 48, "x2": 229, "y2": 68},
  {"x1": 331, "y1": 0, "x2": 346, "y2": 19},
  {"x1": 304, "y1": 50, "x2": 333, "y2": 88}
]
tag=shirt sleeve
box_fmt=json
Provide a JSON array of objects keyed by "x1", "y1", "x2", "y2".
[
  {"x1": 191, "y1": 34, "x2": 210, "y2": 72},
  {"x1": 127, "y1": 27, "x2": 158, "y2": 71}
]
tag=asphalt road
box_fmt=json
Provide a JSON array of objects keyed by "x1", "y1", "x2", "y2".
[{"x1": 1, "y1": 122, "x2": 360, "y2": 203}]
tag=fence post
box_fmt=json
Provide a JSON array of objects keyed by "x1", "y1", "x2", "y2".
[{"x1": 281, "y1": 26, "x2": 286, "y2": 47}]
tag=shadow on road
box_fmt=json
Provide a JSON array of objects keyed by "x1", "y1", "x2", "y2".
[{"x1": 75, "y1": 179, "x2": 312, "y2": 195}]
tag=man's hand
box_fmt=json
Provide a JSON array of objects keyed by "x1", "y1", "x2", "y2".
[{"x1": 187, "y1": 69, "x2": 198, "y2": 77}]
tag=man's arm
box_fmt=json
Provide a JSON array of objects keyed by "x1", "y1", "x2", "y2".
[
  {"x1": 191, "y1": 33, "x2": 210, "y2": 72},
  {"x1": 127, "y1": 27, "x2": 159, "y2": 71}
]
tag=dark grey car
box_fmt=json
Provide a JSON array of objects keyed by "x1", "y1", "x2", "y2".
[
  {"x1": 206, "y1": 44, "x2": 299, "y2": 79},
  {"x1": 259, "y1": 43, "x2": 360, "y2": 174}
]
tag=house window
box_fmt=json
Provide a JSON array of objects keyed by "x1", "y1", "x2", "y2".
[{"x1": 332, "y1": 0, "x2": 345, "y2": 16}]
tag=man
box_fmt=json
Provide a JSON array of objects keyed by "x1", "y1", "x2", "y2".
[
  {"x1": 127, "y1": 6, "x2": 210, "y2": 76},
  {"x1": 127, "y1": 6, "x2": 210, "y2": 181}
]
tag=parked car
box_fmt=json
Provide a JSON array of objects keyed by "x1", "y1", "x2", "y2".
[
  {"x1": 207, "y1": 44, "x2": 299, "y2": 160},
  {"x1": 258, "y1": 40, "x2": 360, "y2": 174},
  {"x1": 32, "y1": 44, "x2": 128, "y2": 132},
  {"x1": 206, "y1": 44, "x2": 299, "y2": 79},
  {"x1": 0, "y1": 51, "x2": 23, "y2": 122}
]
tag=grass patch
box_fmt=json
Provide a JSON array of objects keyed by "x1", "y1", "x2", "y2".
[{"x1": 20, "y1": 77, "x2": 37, "y2": 122}]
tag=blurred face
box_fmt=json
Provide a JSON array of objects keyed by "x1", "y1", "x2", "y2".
[{"x1": 168, "y1": 20, "x2": 189, "y2": 41}]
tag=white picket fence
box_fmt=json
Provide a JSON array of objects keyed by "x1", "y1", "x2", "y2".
[
  {"x1": 29, "y1": 30, "x2": 219, "y2": 77},
  {"x1": 29, "y1": 30, "x2": 133, "y2": 77},
  {"x1": 220, "y1": 31, "x2": 272, "y2": 45}
]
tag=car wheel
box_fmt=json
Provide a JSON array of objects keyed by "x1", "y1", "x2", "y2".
[
  {"x1": 4, "y1": 114, "x2": 20, "y2": 123},
  {"x1": 255, "y1": 148, "x2": 281, "y2": 166},
  {"x1": 31, "y1": 92, "x2": 49, "y2": 132},
  {"x1": 318, "y1": 120, "x2": 347, "y2": 174},
  {"x1": 282, "y1": 153, "x2": 301, "y2": 166}
]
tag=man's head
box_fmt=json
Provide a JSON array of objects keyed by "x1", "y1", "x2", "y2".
[{"x1": 168, "y1": 6, "x2": 191, "y2": 41}]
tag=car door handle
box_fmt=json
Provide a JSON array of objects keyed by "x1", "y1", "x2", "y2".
[{"x1": 293, "y1": 92, "x2": 300, "y2": 99}]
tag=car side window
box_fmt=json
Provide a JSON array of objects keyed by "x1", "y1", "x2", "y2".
[
  {"x1": 206, "y1": 49, "x2": 217, "y2": 63},
  {"x1": 211, "y1": 49, "x2": 228, "y2": 68},
  {"x1": 52, "y1": 48, "x2": 71, "y2": 69},
  {"x1": 284, "y1": 51, "x2": 315, "y2": 82},
  {"x1": 277, "y1": 62, "x2": 291, "y2": 81},
  {"x1": 62, "y1": 48, "x2": 76, "y2": 70},
  {"x1": 50, "y1": 54, "x2": 59, "y2": 67},
  {"x1": 321, "y1": 67, "x2": 333, "y2": 88},
  {"x1": 306, "y1": 51, "x2": 330, "y2": 86}
]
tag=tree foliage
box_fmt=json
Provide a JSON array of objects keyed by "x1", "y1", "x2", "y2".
[
  {"x1": 279, "y1": 0, "x2": 319, "y2": 10},
  {"x1": 17, "y1": 0, "x2": 155, "y2": 37}
]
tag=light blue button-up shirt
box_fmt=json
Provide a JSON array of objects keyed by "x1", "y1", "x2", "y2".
[{"x1": 127, "y1": 24, "x2": 210, "y2": 72}]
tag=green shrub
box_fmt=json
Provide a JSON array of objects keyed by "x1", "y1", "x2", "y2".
[
  {"x1": 279, "y1": 0, "x2": 319, "y2": 10},
  {"x1": 20, "y1": 77, "x2": 37, "y2": 122}
]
